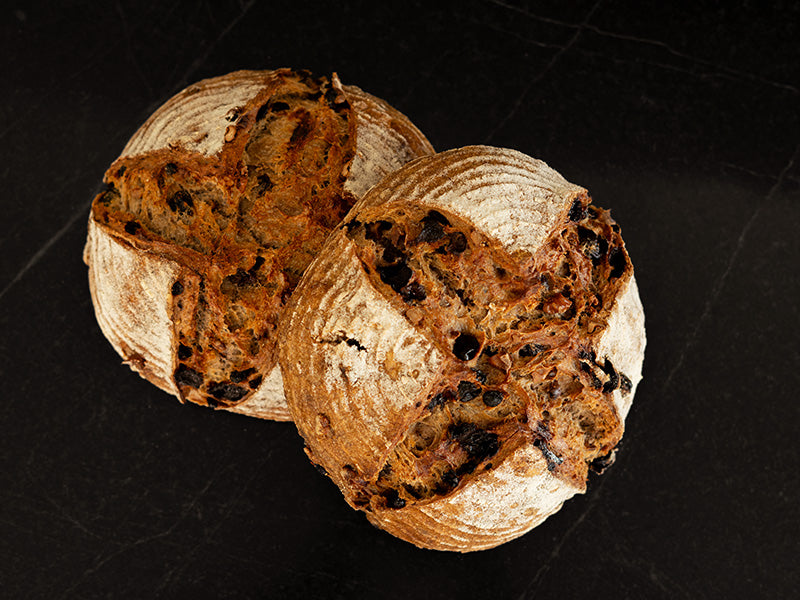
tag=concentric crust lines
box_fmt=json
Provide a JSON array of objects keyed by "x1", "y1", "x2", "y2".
[
  {"x1": 280, "y1": 233, "x2": 445, "y2": 480},
  {"x1": 355, "y1": 150, "x2": 565, "y2": 218},
  {"x1": 356, "y1": 147, "x2": 579, "y2": 211},
  {"x1": 342, "y1": 85, "x2": 434, "y2": 198},
  {"x1": 343, "y1": 84, "x2": 433, "y2": 156},
  {"x1": 367, "y1": 444, "x2": 577, "y2": 551},
  {"x1": 121, "y1": 71, "x2": 270, "y2": 158},
  {"x1": 85, "y1": 218, "x2": 180, "y2": 396},
  {"x1": 350, "y1": 146, "x2": 585, "y2": 257}
]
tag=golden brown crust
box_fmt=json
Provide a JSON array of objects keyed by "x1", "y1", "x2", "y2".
[
  {"x1": 84, "y1": 69, "x2": 434, "y2": 419},
  {"x1": 279, "y1": 146, "x2": 646, "y2": 550}
]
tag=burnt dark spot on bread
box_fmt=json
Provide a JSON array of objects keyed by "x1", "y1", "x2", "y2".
[
  {"x1": 578, "y1": 226, "x2": 608, "y2": 263},
  {"x1": 381, "y1": 243, "x2": 404, "y2": 264},
  {"x1": 580, "y1": 361, "x2": 603, "y2": 390},
  {"x1": 254, "y1": 174, "x2": 273, "y2": 195},
  {"x1": 382, "y1": 489, "x2": 406, "y2": 509},
  {"x1": 433, "y1": 469, "x2": 460, "y2": 495},
  {"x1": 568, "y1": 198, "x2": 586, "y2": 222},
  {"x1": 533, "y1": 437, "x2": 563, "y2": 472},
  {"x1": 451, "y1": 423, "x2": 500, "y2": 462},
  {"x1": 256, "y1": 100, "x2": 291, "y2": 121},
  {"x1": 589, "y1": 450, "x2": 616, "y2": 474},
  {"x1": 400, "y1": 281, "x2": 427, "y2": 302},
  {"x1": 256, "y1": 100, "x2": 290, "y2": 121},
  {"x1": 403, "y1": 483, "x2": 425, "y2": 500},
  {"x1": 225, "y1": 268, "x2": 259, "y2": 290},
  {"x1": 599, "y1": 358, "x2": 618, "y2": 393},
  {"x1": 96, "y1": 189, "x2": 115, "y2": 206},
  {"x1": 608, "y1": 246, "x2": 626, "y2": 278},
  {"x1": 445, "y1": 231, "x2": 468, "y2": 254},
  {"x1": 343, "y1": 219, "x2": 362, "y2": 233},
  {"x1": 177, "y1": 344, "x2": 193, "y2": 360},
  {"x1": 230, "y1": 367, "x2": 256, "y2": 383},
  {"x1": 378, "y1": 262, "x2": 413, "y2": 293},
  {"x1": 251, "y1": 256, "x2": 266, "y2": 272},
  {"x1": 520, "y1": 343, "x2": 547, "y2": 358},
  {"x1": 453, "y1": 333, "x2": 480, "y2": 361},
  {"x1": 602, "y1": 372, "x2": 619, "y2": 394},
  {"x1": 424, "y1": 210, "x2": 450, "y2": 226},
  {"x1": 482, "y1": 390, "x2": 504, "y2": 407},
  {"x1": 175, "y1": 364, "x2": 203, "y2": 388},
  {"x1": 345, "y1": 338, "x2": 367, "y2": 351},
  {"x1": 166, "y1": 189, "x2": 194, "y2": 214},
  {"x1": 91, "y1": 70, "x2": 359, "y2": 409},
  {"x1": 416, "y1": 213, "x2": 446, "y2": 243},
  {"x1": 619, "y1": 373, "x2": 632, "y2": 395},
  {"x1": 207, "y1": 381, "x2": 248, "y2": 402},
  {"x1": 426, "y1": 392, "x2": 449, "y2": 410},
  {"x1": 457, "y1": 380, "x2": 481, "y2": 402}
]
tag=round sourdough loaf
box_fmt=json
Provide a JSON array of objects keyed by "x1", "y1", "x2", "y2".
[
  {"x1": 279, "y1": 146, "x2": 646, "y2": 551},
  {"x1": 84, "y1": 69, "x2": 433, "y2": 420}
]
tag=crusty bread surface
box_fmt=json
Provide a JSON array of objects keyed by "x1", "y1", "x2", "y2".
[
  {"x1": 84, "y1": 69, "x2": 433, "y2": 420},
  {"x1": 279, "y1": 145, "x2": 646, "y2": 551}
]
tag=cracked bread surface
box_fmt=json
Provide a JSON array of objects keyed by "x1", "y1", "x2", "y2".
[
  {"x1": 279, "y1": 146, "x2": 645, "y2": 551},
  {"x1": 84, "y1": 69, "x2": 434, "y2": 420}
]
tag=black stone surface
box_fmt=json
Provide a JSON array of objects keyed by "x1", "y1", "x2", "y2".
[{"x1": 2, "y1": 2, "x2": 798, "y2": 598}]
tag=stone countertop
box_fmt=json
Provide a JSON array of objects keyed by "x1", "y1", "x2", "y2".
[{"x1": 1, "y1": 2, "x2": 797, "y2": 598}]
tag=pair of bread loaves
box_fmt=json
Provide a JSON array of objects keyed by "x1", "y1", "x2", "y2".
[{"x1": 85, "y1": 69, "x2": 645, "y2": 552}]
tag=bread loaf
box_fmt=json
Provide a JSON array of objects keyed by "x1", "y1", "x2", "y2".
[
  {"x1": 279, "y1": 146, "x2": 646, "y2": 551},
  {"x1": 84, "y1": 69, "x2": 433, "y2": 420}
]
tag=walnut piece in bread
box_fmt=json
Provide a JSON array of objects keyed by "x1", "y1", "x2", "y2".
[
  {"x1": 279, "y1": 146, "x2": 645, "y2": 551},
  {"x1": 84, "y1": 69, "x2": 433, "y2": 420}
]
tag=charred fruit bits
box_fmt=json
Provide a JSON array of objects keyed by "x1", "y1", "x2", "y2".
[{"x1": 279, "y1": 146, "x2": 646, "y2": 552}]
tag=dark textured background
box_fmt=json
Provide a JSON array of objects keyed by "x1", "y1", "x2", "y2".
[{"x1": 2, "y1": 1, "x2": 798, "y2": 598}]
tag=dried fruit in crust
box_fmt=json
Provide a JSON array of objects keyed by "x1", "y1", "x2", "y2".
[
  {"x1": 279, "y1": 146, "x2": 646, "y2": 551},
  {"x1": 84, "y1": 69, "x2": 433, "y2": 420}
]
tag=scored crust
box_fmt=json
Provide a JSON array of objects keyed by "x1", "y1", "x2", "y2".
[
  {"x1": 279, "y1": 146, "x2": 646, "y2": 551},
  {"x1": 83, "y1": 69, "x2": 433, "y2": 420}
]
